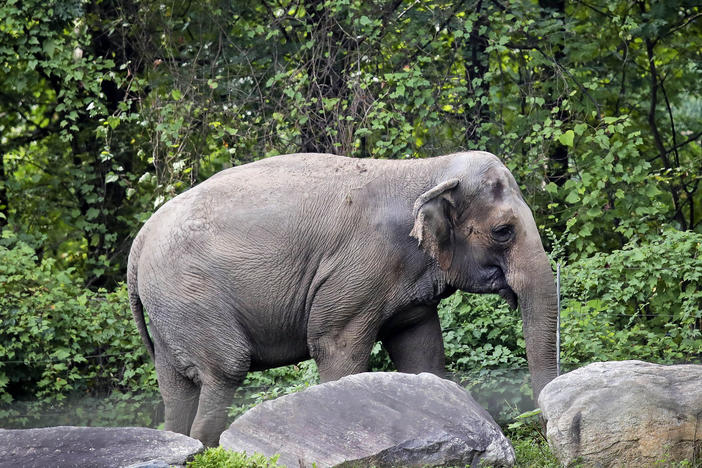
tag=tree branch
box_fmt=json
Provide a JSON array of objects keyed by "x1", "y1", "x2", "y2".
[
  {"x1": 262, "y1": 0, "x2": 292, "y2": 44},
  {"x1": 659, "y1": 76, "x2": 680, "y2": 168},
  {"x1": 666, "y1": 129, "x2": 702, "y2": 156},
  {"x1": 657, "y1": 12, "x2": 702, "y2": 44},
  {"x1": 573, "y1": 0, "x2": 615, "y2": 18},
  {"x1": 645, "y1": 37, "x2": 687, "y2": 230},
  {"x1": 532, "y1": 46, "x2": 602, "y2": 120}
]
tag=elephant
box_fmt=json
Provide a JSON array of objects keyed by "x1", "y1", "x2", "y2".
[{"x1": 127, "y1": 151, "x2": 558, "y2": 446}]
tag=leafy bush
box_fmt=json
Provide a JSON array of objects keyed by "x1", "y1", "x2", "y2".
[
  {"x1": 438, "y1": 292, "x2": 531, "y2": 421},
  {"x1": 560, "y1": 229, "x2": 702, "y2": 365},
  {"x1": 511, "y1": 437, "x2": 562, "y2": 468},
  {"x1": 0, "y1": 237, "x2": 158, "y2": 426},
  {"x1": 188, "y1": 448, "x2": 282, "y2": 468},
  {"x1": 439, "y1": 293, "x2": 527, "y2": 373},
  {"x1": 506, "y1": 410, "x2": 561, "y2": 468}
]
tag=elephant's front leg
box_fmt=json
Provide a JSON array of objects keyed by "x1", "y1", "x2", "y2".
[
  {"x1": 307, "y1": 313, "x2": 379, "y2": 382},
  {"x1": 382, "y1": 309, "x2": 446, "y2": 376}
]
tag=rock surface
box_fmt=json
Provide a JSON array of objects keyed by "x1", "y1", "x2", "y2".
[
  {"x1": 539, "y1": 360, "x2": 702, "y2": 467},
  {"x1": 220, "y1": 371, "x2": 515, "y2": 467},
  {"x1": 0, "y1": 426, "x2": 204, "y2": 468}
]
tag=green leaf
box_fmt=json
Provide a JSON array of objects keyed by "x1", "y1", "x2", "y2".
[
  {"x1": 43, "y1": 40, "x2": 57, "y2": 57},
  {"x1": 86, "y1": 208, "x2": 100, "y2": 219},
  {"x1": 53, "y1": 348, "x2": 71, "y2": 361},
  {"x1": 565, "y1": 190, "x2": 581, "y2": 203},
  {"x1": 107, "y1": 116, "x2": 120, "y2": 129},
  {"x1": 558, "y1": 130, "x2": 575, "y2": 147},
  {"x1": 545, "y1": 182, "x2": 559, "y2": 195}
]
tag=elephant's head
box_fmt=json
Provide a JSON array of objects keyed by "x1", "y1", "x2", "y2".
[{"x1": 410, "y1": 151, "x2": 558, "y2": 398}]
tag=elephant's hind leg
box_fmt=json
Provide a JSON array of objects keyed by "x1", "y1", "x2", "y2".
[
  {"x1": 155, "y1": 356, "x2": 199, "y2": 436},
  {"x1": 187, "y1": 325, "x2": 251, "y2": 447},
  {"x1": 189, "y1": 375, "x2": 241, "y2": 447}
]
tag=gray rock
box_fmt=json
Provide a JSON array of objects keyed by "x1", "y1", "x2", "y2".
[
  {"x1": 220, "y1": 372, "x2": 515, "y2": 467},
  {"x1": 0, "y1": 426, "x2": 204, "y2": 468},
  {"x1": 539, "y1": 360, "x2": 702, "y2": 467},
  {"x1": 125, "y1": 460, "x2": 173, "y2": 468}
]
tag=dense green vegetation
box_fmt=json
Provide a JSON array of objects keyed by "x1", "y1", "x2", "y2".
[
  {"x1": 1, "y1": 0, "x2": 700, "y2": 464},
  {"x1": 188, "y1": 448, "x2": 283, "y2": 468}
]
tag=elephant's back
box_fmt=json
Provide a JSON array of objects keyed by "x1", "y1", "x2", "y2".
[
  {"x1": 139, "y1": 155, "x2": 341, "y2": 233},
  {"x1": 133, "y1": 152, "x2": 452, "y2": 268},
  {"x1": 201, "y1": 152, "x2": 387, "y2": 200}
]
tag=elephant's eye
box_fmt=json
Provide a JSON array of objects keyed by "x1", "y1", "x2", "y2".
[{"x1": 491, "y1": 224, "x2": 514, "y2": 243}]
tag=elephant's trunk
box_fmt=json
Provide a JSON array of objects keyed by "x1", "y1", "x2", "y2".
[{"x1": 506, "y1": 242, "x2": 559, "y2": 400}]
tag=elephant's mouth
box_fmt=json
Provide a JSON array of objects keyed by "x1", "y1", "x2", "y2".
[
  {"x1": 498, "y1": 287, "x2": 518, "y2": 310},
  {"x1": 482, "y1": 267, "x2": 517, "y2": 309}
]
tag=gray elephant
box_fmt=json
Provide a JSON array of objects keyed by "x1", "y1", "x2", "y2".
[{"x1": 127, "y1": 151, "x2": 558, "y2": 446}]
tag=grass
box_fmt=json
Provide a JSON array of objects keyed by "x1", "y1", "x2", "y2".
[
  {"x1": 188, "y1": 447, "x2": 282, "y2": 468},
  {"x1": 511, "y1": 435, "x2": 561, "y2": 467}
]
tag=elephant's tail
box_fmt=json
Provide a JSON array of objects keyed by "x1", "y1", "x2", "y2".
[{"x1": 127, "y1": 231, "x2": 155, "y2": 362}]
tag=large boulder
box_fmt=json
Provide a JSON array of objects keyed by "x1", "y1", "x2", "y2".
[
  {"x1": 0, "y1": 426, "x2": 204, "y2": 467},
  {"x1": 220, "y1": 372, "x2": 515, "y2": 467},
  {"x1": 539, "y1": 360, "x2": 702, "y2": 467}
]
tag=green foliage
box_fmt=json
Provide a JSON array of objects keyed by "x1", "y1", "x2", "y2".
[
  {"x1": 188, "y1": 448, "x2": 282, "y2": 468},
  {"x1": 507, "y1": 408, "x2": 542, "y2": 433},
  {"x1": 511, "y1": 436, "x2": 562, "y2": 468},
  {"x1": 0, "y1": 0, "x2": 152, "y2": 287},
  {"x1": 439, "y1": 293, "x2": 526, "y2": 373},
  {"x1": 506, "y1": 409, "x2": 561, "y2": 468},
  {"x1": 559, "y1": 229, "x2": 702, "y2": 364},
  {"x1": 0, "y1": 236, "x2": 157, "y2": 426},
  {"x1": 228, "y1": 360, "x2": 319, "y2": 419}
]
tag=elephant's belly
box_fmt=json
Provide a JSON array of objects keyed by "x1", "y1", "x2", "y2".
[
  {"x1": 247, "y1": 336, "x2": 311, "y2": 371},
  {"x1": 234, "y1": 301, "x2": 312, "y2": 371}
]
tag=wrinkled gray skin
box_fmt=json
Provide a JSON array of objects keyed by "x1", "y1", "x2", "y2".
[{"x1": 127, "y1": 152, "x2": 558, "y2": 446}]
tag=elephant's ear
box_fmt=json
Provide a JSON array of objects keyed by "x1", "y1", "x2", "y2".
[{"x1": 410, "y1": 179, "x2": 459, "y2": 270}]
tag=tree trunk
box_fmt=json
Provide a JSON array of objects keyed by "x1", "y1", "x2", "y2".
[
  {"x1": 0, "y1": 151, "x2": 7, "y2": 228},
  {"x1": 539, "y1": 0, "x2": 570, "y2": 187},
  {"x1": 300, "y1": 0, "x2": 353, "y2": 154}
]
